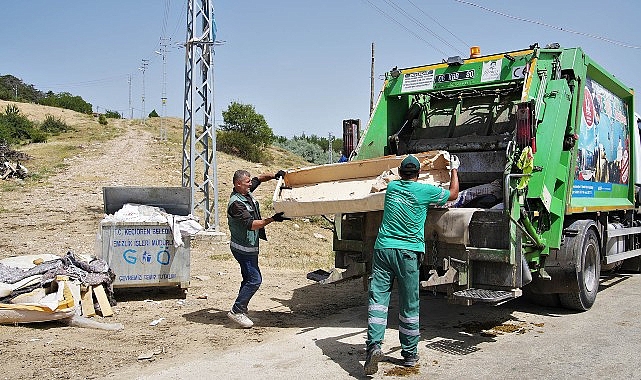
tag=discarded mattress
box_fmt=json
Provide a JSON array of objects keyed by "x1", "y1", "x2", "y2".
[
  {"x1": 273, "y1": 151, "x2": 451, "y2": 217},
  {"x1": 0, "y1": 252, "x2": 114, "y2": 324}
]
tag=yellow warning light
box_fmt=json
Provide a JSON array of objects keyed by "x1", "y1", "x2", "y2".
[{"x1": 470, "y1": 46, "x2": 481, "y2": 58}]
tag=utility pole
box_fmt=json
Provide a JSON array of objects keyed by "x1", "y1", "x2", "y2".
[
  {"x1": 370, "y1": 42, "x2": 375, "y2": 118},
  {"x1": 155, "y1": 38, "x2": 169, "y2": 140},
  {"x1": 128, "y1": 75, "x2": 133, "y2": 119},
  {"x1": 328, "y1": 132, "x2": 334, "y2": 163},
  {"x1": 139, "y1": 59, "x2": 149, "y2": 124},
  {"x1": 183, "y1": 0, "x2": 220, "y2": 232}
]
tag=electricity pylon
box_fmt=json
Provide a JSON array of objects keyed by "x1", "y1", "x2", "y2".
[{"x1": 183, "y1": 0, "x2": 219, "y2": 231}]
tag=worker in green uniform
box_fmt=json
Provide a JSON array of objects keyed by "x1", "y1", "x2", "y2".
[{"x1": 364, "y1": 153, "x2": 460, "y2": 375}]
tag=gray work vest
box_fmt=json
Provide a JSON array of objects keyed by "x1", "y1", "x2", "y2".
[{"x1": 227, "y1": 191, "x2": 266, "y2": 255}]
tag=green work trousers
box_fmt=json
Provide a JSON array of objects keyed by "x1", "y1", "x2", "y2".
[{"x1": 366, "y1": 248, "x2": 421, "y2": 357}]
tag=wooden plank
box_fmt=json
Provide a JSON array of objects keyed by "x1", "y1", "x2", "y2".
[
  {"x1": 283, "y1": 151, "x2": 447, "y2": 186},
  {"x1": 274, "y1": 166, "x2": 450, "y2": 217},
  {"x1": 81, "y1": 287, "x2": 96, "y2": 317},
  {"x1": 92, "y1": 285, "x2": 113, "y2": 317}
]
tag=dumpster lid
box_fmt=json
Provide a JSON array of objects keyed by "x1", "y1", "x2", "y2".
[{"x1": 102, "y1": 186, "x2": 191, "y2": 216}]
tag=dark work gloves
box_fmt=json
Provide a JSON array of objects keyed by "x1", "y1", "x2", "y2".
[
  {"x1": 274, "y1": 170, "x2": 286, "y2": 179},
  {"x1": 271, "y1": 212, "x2": 290, "y2": 222}
]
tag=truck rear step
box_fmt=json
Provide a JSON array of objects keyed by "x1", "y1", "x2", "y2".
[{"x1": 452, "y1": 288, "x2": 522, "y2": 304}]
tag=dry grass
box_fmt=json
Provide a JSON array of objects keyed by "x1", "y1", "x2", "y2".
[{"x1": 2, "y1": 100, "x2": 336, "y2": 273}]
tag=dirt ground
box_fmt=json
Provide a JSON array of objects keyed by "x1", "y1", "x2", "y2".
[{"x1": 0, "y1": 105, "x2": 365, "y2": 380}]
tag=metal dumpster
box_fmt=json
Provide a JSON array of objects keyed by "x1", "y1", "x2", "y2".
[{"x1": 98, "y1": 186, "x2": 192, "y2": 291}]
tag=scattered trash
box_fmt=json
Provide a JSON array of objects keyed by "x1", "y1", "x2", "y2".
[
  {"x1": 0, "y1": 252, "x2": 116, "y2": 324},
  {"x1": 216, "y1": 272, "x2": 226, "y2": 276},
  {"x1": 143, "y1": 299, "x2": 162, "y2": 305},
  {"x1": 307, "y1": 269, "x2": 331, "y2": 282},
  {"x1": 137, "y1": 351, "x2": 155, "y2": 361},
  {"x1": 0, "y1": 143, "x2": 31, "y2": 181},
  {"x1": 313, "y1": 233, "x2": 326, "y2": 240},
  {"x1": 196, "y1": 294, "x2": 208, "y2": 300},
  {"x1": 149, "y1": 317, "x2": 165, "y2": 326},
  {"x1": 136, "y1": 346, "x2": 165, "y2": 360},
  {"x1": 64, "y1": 315, "x2": 124, "y2": 331},
  {"x1": 195, "y1": 275, "x2": 212, "y2": 281}
]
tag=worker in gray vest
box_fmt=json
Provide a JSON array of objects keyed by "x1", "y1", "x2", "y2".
[{"x1": 227, "y1": 169, "x2": 288, "y2": 328}]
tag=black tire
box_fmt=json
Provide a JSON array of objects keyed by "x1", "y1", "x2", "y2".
[{"x1": 559, "y1": 223, "x2": 601, "y2": 311}]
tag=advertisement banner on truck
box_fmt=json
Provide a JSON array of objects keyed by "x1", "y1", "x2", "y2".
[{"x1": 573, "y1": 76, "x2": 630, "y2": 198}]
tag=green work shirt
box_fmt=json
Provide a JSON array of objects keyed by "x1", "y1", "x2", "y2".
[{"x1": 374, "y1": 180, "x2": 450, "y2": 253}]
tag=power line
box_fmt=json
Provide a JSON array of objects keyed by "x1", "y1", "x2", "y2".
[
  {"x1": 37, "y1": 74, "x2": 130, "y2": 89},
  {"x1": 382, "y1": 0, "x2": 464, "y2": 56},
  {"x1": 168, "y1": 0, "x2": 188, "y2": 42},
  {"x1": 406, "y1": 0, "x2": 471, "y2": 51},
  {"x1": 360, "y1": 0, "x2": 449, "y2": 56},
  {"x1": 162, "y1": 0, "x2": 171, "y2": 37},
  {"x1": 453, "y1": 0, "x2": 641, "y2": 49}
]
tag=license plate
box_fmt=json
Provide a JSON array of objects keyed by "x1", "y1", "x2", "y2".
[{"x1": 436, "y1": 69, "x2": 475, "y2": 83}]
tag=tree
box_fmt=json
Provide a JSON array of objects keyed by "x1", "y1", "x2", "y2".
[
  {"x1": 218, "y1": 102, "x2": 275, "y2": 162},
  {"x1": 38, "y1": 92, "x2": 92, "y2": 114},
  {"x1": 105, "y1": 110, "x2": 122, "y2": 119},
  {"x1": 275, "y1": 138, "x2": 325, "y2": 163}
]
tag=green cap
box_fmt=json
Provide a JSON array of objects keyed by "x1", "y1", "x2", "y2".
[{"x1": 399, "y1": 154, "x2": 420, "y2": 173}]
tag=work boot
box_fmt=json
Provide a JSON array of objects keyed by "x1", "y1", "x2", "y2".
[
  {"x1": 364, "y1": 344, "x2": 384, "y2": 375},
  {"x1": 402, "y1": 353, "x2": 420, "y2": 367},
  {"x1": 227, "y1": 310, "x2": 253, "y2": 328}
]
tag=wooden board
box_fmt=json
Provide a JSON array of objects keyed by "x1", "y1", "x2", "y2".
[
  {"x1": 93, "y1": 285, "x2": 113, "y2": 317},
  {"x1": 81, "y1": 287, "x2": 96, "y2": 317},
  {"x1": 273, "y1": 151, "x2": 451, "y2": 217}
]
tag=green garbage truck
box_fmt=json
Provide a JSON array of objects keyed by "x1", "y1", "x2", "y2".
[{"x1": 275, "y1": 44, "x2": 641, "y2": 311}]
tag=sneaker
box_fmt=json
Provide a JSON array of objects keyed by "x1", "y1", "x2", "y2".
[
  {"x1": 402, "y1": 353, "x2": 420, "y2": 367},
  {"x1": 227, "y1": 310, "x2": 253, "y2": 328},
  {"x1": 364, "y1": 344, "x2": 384, "y2": 375}
]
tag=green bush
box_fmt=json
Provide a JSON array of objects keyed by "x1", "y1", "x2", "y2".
[
  {"x1": 105, "y1": 110, "x2": 122, "y2": 119},
  {"x1": 98, "y1": 114, "x2": 108, "y2": 125},
  {"x1": 148, "y1": 109, "x2": 159, "y2": 118},
  {"x1": 275, "y1": 138, "x2": 326, "y2": 163},
  {"x1": 0, "y1": 104, "x2": 42, "y2": 143},
  {"x1": 40, "y1": 115, "x2": 71, "y2": 135},
  {"x1": 217, "y1": 130, "x2": 265, "y2": 163},
  {"x1": 29, "y1": 129, "x2": 48, "y2": 143}
]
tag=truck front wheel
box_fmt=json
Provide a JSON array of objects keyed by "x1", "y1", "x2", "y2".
[{"x1": 559, "y1": 222, "x2": 601, "y2": 311}]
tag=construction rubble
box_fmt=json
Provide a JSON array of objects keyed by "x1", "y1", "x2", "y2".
[
  {"x1": 0, "y1": 141, "x2": 30, "y2": 180},
  {"x1": 0, "y1": 252, "x2": 123, "y2": 330}
]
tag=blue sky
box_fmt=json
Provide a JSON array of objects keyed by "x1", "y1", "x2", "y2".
[{"x1": 1, "y1": 1, "x2": 640, "y2": 138}]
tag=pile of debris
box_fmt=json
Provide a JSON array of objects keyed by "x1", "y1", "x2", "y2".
[
  {"x1": 0, "y1": 141, "x2": 30, "y2": 180},
  {"x1": 0, "y1": 252, "x2": 122, "y2": 329}
]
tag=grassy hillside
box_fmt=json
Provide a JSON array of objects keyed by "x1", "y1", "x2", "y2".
[{"x1": 0, "y1": 100, "x2": 313, "y2": 190}]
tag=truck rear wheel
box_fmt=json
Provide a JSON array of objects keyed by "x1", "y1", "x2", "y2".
[{"x1": 559, "y1": 222, "x2": 601, "y2": 311}]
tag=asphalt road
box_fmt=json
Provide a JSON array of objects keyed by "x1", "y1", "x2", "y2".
[{"x1": 115, "y1": 272, "x2": 641, "y2": 380}]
